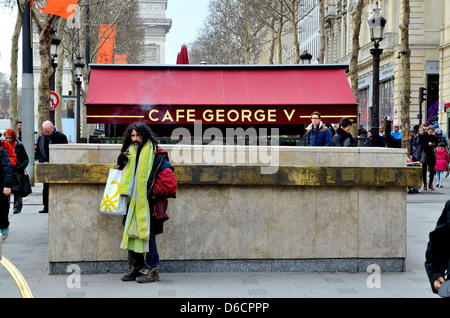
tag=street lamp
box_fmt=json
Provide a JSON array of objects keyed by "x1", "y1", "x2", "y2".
[
  {"x1": 367, "y1": 2, "x2": 386, "y2": 147},
  {"x1": 50, "y1": 31, "x2": 60, "y2": 124},
  {"x1": 74, "y1": 56, "x2": 84, "y2": 143},
  {"x1": 300, "y1": 50, "x2": 312, "y2": 64},
  {"x1": 50, "y1": 32, "x2": 60, "y2": 66}
]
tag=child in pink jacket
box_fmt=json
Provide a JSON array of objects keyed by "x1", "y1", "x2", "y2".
[{"x1": 435, "y1": 142, "x2": 450, "y2": 187}]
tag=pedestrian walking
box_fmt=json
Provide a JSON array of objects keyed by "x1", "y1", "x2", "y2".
[
  {"x1": 435, "y1": 142, "x2": 450, "y2": 188},
  {"x1": 116, "y1": 122, "x2": 177, "y2": 283},
  {"x1": 419, "y1": 125, "x2": 438, "y2": 191},
  {"x1": 3, "y1": 129, "x2": 29, "y2": 214},
  {"x1": 35, "y1": 120, "x2": 68, "y2": 213}
]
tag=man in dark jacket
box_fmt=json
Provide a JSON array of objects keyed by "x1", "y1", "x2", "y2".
[
  {"x1": 306, "y1": 111, "x2": 332, "y2": 146},
  {"x1": 333, "y1": 117, "x2": 355, "y2": 147},
  {"x1": 425, "y1": 200, "x2": 450, "y2": 297},
  {"x1": 418, "y1": 125, "x2": 438, "y2": 190},
  {"x1": 116, "y1": 122, "x2": 176, "y2": 283},
  {"x1": 35, "y1": 120, "x2": 68, "y2": 213}
]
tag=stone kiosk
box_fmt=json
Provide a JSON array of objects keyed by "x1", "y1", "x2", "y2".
[{"x1": 35, "y1": 144, "x2": 421, "y2": 274}]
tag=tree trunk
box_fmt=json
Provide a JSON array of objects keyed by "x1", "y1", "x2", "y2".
[
  {"x1": 9, "y1": 1, "x2": 27, "y2": 132},
  {"x1": 37, "y1": 15, "x2": 60, "y2": 135},
  {"x1": 349, "y1": 0, "x2": 364, "y2": 104},
  {"x1": 289, "y1": 0, "x2": 300, "y2": 64},
  {"x1": 400, "y1": 0, "x2": 411, "y2": 153}
]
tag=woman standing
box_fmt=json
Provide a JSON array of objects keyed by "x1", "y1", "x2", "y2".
[
  {"x1": 435, "y1": 142, "x2": 450, "y2": 188},
  {"x1": 419, "y1": 125, "x2": 438, "y2": 190},
  {"x1": 3, "y1": 129, "x2": 29, "y2": 214}
]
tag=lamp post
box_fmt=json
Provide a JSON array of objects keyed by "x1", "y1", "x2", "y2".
[
  {"x1": 300, "y1": 50, "x2": 312, "y2": 64},
  {"x1": 50, "y1": 31, "x2": 60, "y2": 125},
  {"x1": 367, "y1": 2, "x2": 386, "y2": 147},
  {"x1": 74, "y1": 56, "x2": 84, "y2": 143}
]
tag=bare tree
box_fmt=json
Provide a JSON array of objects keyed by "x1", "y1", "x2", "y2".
[
  {"x1": 2, "y1": 0, "x2": 30, "y2": 131},
  {"x1": 31, "y1": 2, "x2": 61, "y2": 134},
  {"x1": 399, "y1": 0, "x2": 411, "y2": 152},
  {"x1": 349, "y1": 0, "x2": 364, "y2": 103},
  {"x1": 190, "y1": 0, "x2": 269, "y2": 64},
  {"x1": 76, "y1": 0, "x2": 144, "y2": 138}
]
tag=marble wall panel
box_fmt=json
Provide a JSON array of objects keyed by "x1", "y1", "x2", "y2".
[
  {"x1": 314, "y1": 187, "x2": 359, "y2": 258},
  {"x1": 49, "y1": 184, "x2": 98, "y2": 262},
  {"x1": 184, "y1": 185, "x2": 229, "y2": 259},
  {"x1": 228, "y1": 186, "x2": 272, "y2": 258},
  {"x1": 157, "y1": 187, "x2": 187, "y2": 260},
  {"x1": 357, "y1": 187, "x2": 406, "y2": 258},
  {"x1": 268, "y1": 186, "x2": 315, "y2": 258}
]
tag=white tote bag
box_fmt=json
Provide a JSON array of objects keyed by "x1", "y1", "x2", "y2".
[{"x1": 100, "y1": 169, "x2": 128, "y2": 215}]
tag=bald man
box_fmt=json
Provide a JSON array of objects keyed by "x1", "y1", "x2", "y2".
[{"x1": 35, "y1": 121, "x2": 68, "y2": 213}]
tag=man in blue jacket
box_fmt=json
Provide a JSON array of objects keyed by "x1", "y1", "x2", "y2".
[{"x1": 306, "y1": 111, "x2": 332, "y2": 146}]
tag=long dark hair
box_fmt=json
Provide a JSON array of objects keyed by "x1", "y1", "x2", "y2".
[{"x1": 121, "y1": 122, "x2": 158, "y2": 153}]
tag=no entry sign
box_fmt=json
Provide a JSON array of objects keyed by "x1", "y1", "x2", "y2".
[{"x1": 50, "y1": 91, "x2": 60, "y2": 110}]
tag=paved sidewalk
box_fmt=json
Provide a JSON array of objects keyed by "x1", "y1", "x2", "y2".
[{"x1": 0, "y1": 182, "x2": 446, "y2": 299}]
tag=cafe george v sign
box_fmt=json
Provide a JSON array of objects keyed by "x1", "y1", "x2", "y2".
[{"x1": 85, "y1": 64, "x2": 357, "y2": 127}]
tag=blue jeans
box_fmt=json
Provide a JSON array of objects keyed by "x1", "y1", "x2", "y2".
[
  {"x1": 436, "y1": 170, "x2": 445, "y2": 183},
  {"x1": 145, "y1": 229, "x2": 159, "y2": 269}
]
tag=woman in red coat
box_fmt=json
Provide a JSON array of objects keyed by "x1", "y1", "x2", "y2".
[{"x1": 435, "y1": 142, "x2": 450, "y2": 188}]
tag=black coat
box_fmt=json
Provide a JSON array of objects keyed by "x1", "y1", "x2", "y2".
[
  {"x1": 332, "y1": 128, "x2": 355, "y2": 147},
  {"x1": 418, "y1": 133, "x2": 438, "y2": 165},
  {"x1": 0, "y1": 147, "x2": 13, "y2": 189},
  {"x1": 13, "y1": 140, "x2": 29, "y2": 175},
  {"x1": 425, "y1": 200, "x2": 450, "y2": 294},
  {"x1": 35, "y1": 129, "x2": 68, "y2": 163}
]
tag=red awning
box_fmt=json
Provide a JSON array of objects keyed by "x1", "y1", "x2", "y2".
[{"x1": 86, "y1": 64, "x2": 357, "y2": 125}]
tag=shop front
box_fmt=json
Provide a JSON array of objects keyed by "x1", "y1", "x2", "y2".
[{"x1": 85, "y1": 64, "x2": 358, "y2": 137}]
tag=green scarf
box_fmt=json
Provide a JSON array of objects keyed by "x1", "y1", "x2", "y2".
[{"x1": 120, "y1": 140, "x2": 155, "y2": 253}]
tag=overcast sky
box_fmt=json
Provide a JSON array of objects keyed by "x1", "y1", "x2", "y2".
[{"x1": 0, "y1": 0, "x2": 210, "y2": 76}]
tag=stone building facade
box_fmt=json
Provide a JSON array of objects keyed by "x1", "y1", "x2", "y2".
[{"x1": 138, "y1": 0, "x2": 172, "y2": 64}]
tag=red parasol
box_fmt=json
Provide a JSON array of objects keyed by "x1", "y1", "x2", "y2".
[{"x1": 176, "y1": 44, "x2": 189, "y2": 64}]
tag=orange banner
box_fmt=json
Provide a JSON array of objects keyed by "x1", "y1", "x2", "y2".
[
  {"x1": 96, "y1": 24, "x2": 116, "y2": 64},
  {"x1": 114, "y1": 54, "x2": 127, "y2": 64},
  {"x1": 39, "y1": 0, "x2": 78, "y2": 19}
]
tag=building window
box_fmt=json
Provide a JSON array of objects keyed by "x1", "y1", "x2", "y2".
[
  {"x1": 358, "y1": 87, "x2": 369, "y2": 130},
  {"x1": 380, "y1": 78, "x2": 394, "y2": 124}
]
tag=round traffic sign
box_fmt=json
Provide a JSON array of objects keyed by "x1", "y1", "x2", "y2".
[{"x1": 50, "y1": 91, "x2": 60, "y2": 110}]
